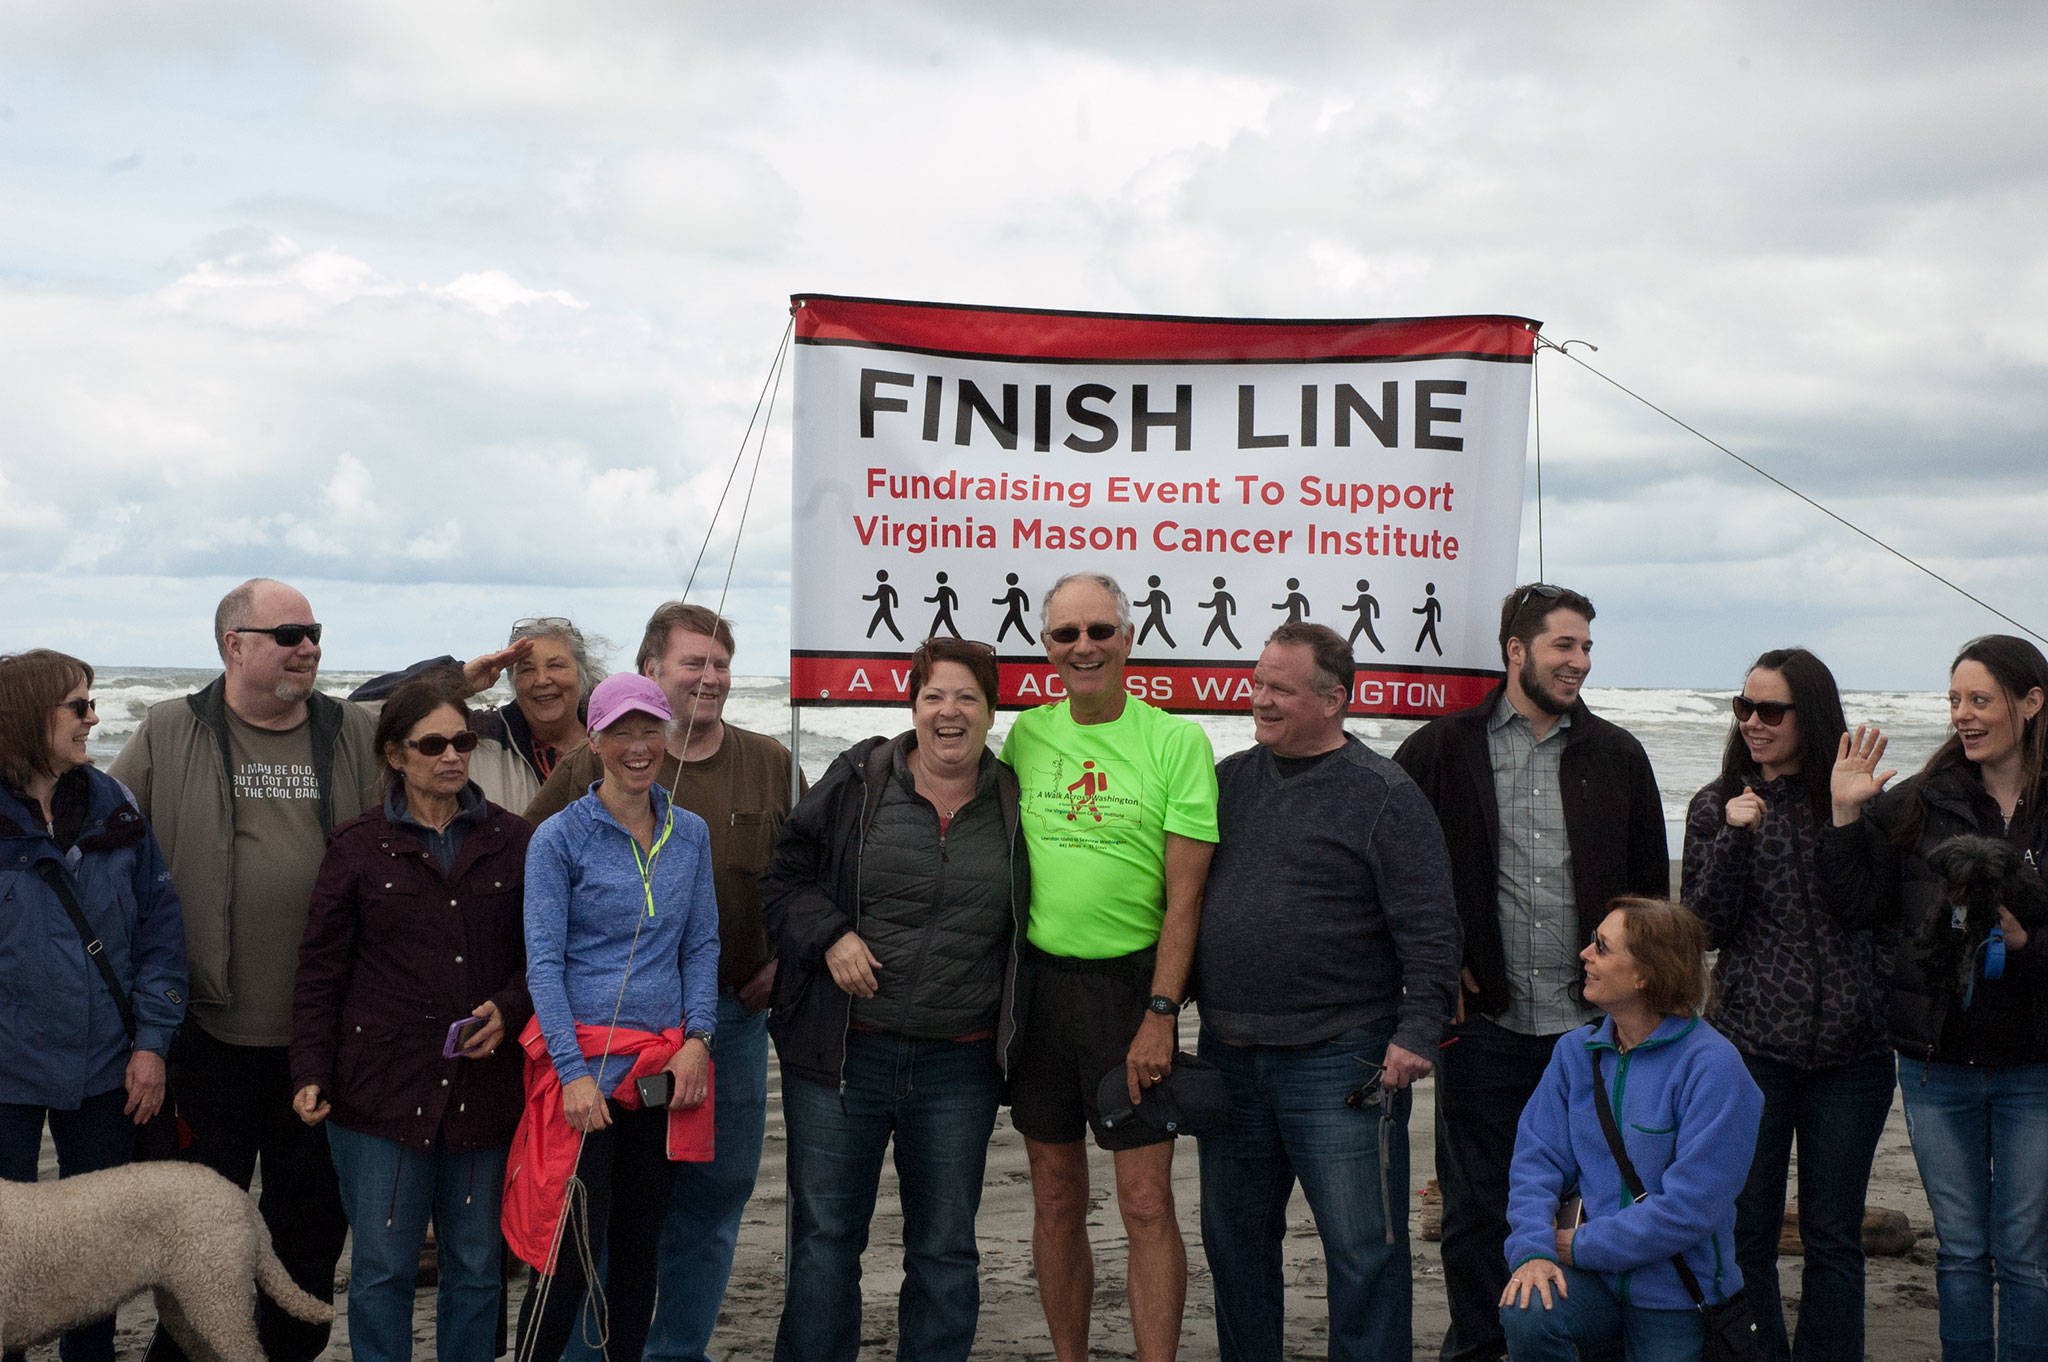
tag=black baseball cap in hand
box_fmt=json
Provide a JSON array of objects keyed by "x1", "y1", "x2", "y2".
[{"x1": 1094, "y1": 1052, "x2": 1231, "y2": 1146}]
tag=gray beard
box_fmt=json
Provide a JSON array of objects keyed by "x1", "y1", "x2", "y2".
[{"x1": 273, "y1": 675, "x2": 316, "y2": 703}]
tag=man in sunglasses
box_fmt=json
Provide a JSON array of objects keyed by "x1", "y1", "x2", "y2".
[
  {"x1": 109, "y1": 577, "x2": 382, "y2": 1362},
  {"x1": 1392, "y1": 583, "x2": 1668, "y2": 1362},
  {"x1": 1197, "y1": 622, "x2": 1461, "y2": 1361},
  {"x1": 999, "y1": 571, "x2": 1219, "y2": 1362}
]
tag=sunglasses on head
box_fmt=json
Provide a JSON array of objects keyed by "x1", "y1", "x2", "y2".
[
  {"x1": 404, "y1": 731, "x2": 480, "y2": 756},
  {"x1": 1046, "y1": 623, "x2": 1121, "y2": 645},
  {"x1": 56, "y1": 698, "x2": 97, "y2": 721},
  {"x1": 1732, "y1": 696, "x2": 1796, "y2": 726},
  {"x1": 234, "y1": 623, "x2": 323, "y2": 647}
]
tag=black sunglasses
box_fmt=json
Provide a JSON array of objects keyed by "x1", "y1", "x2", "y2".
[
  {"x1": 56, "y1": 697, "x2": 98, "y2": 721},
  {"x1": 1046, "y1": 623, "x2": 1122, "y2": 645},
  {"x1": 404, "y1": 731, "x2": 480, "y2": 756},
  {"x1": 1344, "y1": 1060, "x2": 1387, "y2": 1111},
  {"x1": 1732, "y1": 696, "x2": 1796, "y2": 726},
  {"x1": 234, "y1": 623, "x2": 323, "y2": 647}
]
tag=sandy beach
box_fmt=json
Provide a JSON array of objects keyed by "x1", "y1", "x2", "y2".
[{"x1": 44, "y1": 1026, "x2": 1944, "y2": 1362}]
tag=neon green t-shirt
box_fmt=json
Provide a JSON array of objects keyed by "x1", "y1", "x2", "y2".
[{"x1": 999, "y1": 697, "x2": 1219, "y2": 958}]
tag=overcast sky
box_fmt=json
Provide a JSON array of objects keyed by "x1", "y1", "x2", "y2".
[{"x1": 4, "y1": 3, "x2": 2045, "y2": 689}]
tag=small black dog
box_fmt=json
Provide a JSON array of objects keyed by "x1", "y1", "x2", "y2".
[{"x1": 1921, "y1": 834, "x2": 2043, "y2": 1009}]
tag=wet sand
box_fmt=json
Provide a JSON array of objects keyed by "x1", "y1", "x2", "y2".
[{"x1": 43, "y1": 1045, "x2": 1942, "y2": 1361}]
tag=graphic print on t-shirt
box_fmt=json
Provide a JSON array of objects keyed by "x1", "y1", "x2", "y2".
[
  {"x1": 1018, "y1": 752, "x2": 1145, "y2": 847},
  {"x1": 233, "y1": 759, "x2": 320, "y2": 800}
]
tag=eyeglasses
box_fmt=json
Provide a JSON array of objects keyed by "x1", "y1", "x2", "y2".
[
  {"x1": 1045, "y1": 623, "x2": 1122, "y2": 645},
  {"x1": 509, "y1": 617, "x2": 576, "y2": 641},
  {"x1": 404, "y1": 731, "x2": 480, "y2": 756},
  {"x1": 233, "y1": 623, "x2": 323, "y2": 647},
  {"x1": 1732, "y1": 696, "x2": 1796, "y2": 726},
  {"x1": 911, "y1": 638, "x2": 997, "y2": 660},
  {"x1": 1344, "y1": 1061, "x2": 1387, "y2": 1111},
  {"x1": 1505, "y1": 582, "x2": 1567, "y2": 618},
  {"x1": 56, "y1": 698, "x2": 98, "y2": 720}
]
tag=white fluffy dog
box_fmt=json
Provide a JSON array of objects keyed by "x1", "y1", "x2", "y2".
[{"x1": 0, "y1": 1160, "x2": 334, "y2": 1362}]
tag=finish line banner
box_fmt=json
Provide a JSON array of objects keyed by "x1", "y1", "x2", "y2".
[{"x1": 789, "y1": 294, "x2": 1538, "y2": 716}]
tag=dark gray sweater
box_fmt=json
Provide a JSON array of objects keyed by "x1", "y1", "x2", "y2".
[{"x1": 1196, "y1": 735, "x2": 1462, "y2": 1054}]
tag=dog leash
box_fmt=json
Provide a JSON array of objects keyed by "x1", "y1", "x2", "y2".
[{"x1": 1962, "y1": 926, "x2": 2007, "y2": 1010}]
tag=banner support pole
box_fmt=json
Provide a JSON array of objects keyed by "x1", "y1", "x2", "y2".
[{"x1": 789, "y1": 703, "x2": 802, "y2": 803}]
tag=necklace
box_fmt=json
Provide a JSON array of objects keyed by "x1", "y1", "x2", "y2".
[{"x1": 912, "y1": 750, "x2": 977, "y2": 819}]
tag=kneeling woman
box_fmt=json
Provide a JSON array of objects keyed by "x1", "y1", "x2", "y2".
[
  {"x1": 509, "y1": 674, "x2": 720, "y2": 1362},
  {"x1": 762, "y1": 637, "x2": 1027, "y2": 1362},
  {"x1": 291, "y1": 677, "x2": 532, "y2": 1362},
  {"x1": 1500, "y1": 898, "x2": 1763, "y2": 1361}
]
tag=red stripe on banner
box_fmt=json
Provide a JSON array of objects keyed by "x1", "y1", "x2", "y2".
[
  {"x1": 792, "y1": 295, "x2": 1539, "y2": 364},
  {"x1": 789, "y1": 655, "x2": 1500, "y2": 719}
]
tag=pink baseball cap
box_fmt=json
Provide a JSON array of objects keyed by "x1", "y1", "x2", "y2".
[{"x1": 586, "y1": 673, "x2": 672, "y2": 733}]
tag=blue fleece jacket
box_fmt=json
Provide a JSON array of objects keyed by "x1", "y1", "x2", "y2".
[
  {"x1": 1505, "y1": 1013, "x2": 1763, "y2": 1309},
  {"x1": 523, "y1": 782, "x2": 720, "y2": 1091}
]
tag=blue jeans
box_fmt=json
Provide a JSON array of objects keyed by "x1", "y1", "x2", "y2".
[
  {"x1": 1500, "y1": 1264, "x2": 1703, "y2": 1362},
  {"x1": 1898, "y1": 1057, "x2": 2048, "y2": 1362},
  {"x1": 0, "y1": 1088, "x2": 135, "y2": 1362},
  {"x1": 773, "y1": 1030, "x2": 1001, "y2": 1362},
  {"x1": 1734, "y1": 1051, "x2": 1893, "y2": 1362},
  {"x1": 645, "y1": 997, "x2": 770, "y2": 1362},
  {"x1": 325, "y1": 1124, "x2": 508, "y2": 1362},
  {"x1": 1196, "y1": 1024, "x2": 1412, "y2": 1362}
]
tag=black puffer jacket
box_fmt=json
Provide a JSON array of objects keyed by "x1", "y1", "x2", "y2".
[
  {"x1": 762, "y1": 733, "x2": 1030, "y2": 1091},
  {"x1": 1817, "y1": 764, "x2": 2048, "y2": 1066},
  {"x1": 1684, "y1": 776, "x2": 1891, "y2": 1069}
]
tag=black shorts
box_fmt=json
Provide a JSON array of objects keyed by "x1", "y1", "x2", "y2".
[{"x1": 1008, "y1": 943, "x2": 1157, "y2": 1152}]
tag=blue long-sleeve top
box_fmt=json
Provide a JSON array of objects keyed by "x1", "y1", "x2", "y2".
[
  {"x1": 523, "y1": 782, "x2": 720, "y2": 1091},
  {"x1": 1504, "y1": 1012, "x2": 1763, "y2": 1310}
]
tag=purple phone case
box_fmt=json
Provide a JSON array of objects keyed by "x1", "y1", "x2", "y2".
[{"x1": 443, "y1": 1017, "x2": 482, "y2": 1058}]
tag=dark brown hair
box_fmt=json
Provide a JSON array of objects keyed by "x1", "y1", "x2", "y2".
[
  {"x1": 1609, "y1": 896, "x2": 1709, "y2": 1016},
  {"x1": 1895, "y1": 635, "x2": 2048, "y2": 850},
  {"x1": 1265, "y1": 621, "x2": 1355, "y2": 699},
  {"x1": 1497, "y1": 582, "x2": 1595, "y2": 669},
  {"x1": 373, "y1": 674, "x2": 473, "y2": 794},
  {"x1": 635, "y1": 602, "x2": 736, "y2": 674},
  {"x1": 1709, "y1": 647, "x2": 1849, "y2": 826},
  {"x1": 0, "y1": 650, "x2": 95, "y2": 788},
  {"x1": 908, "y1": 638, "x2": 1000, "y2": 709}
]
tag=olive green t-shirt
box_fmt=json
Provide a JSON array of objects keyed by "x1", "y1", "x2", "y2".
[
  {"x1": 210, "y1": 709, "x2": 328, "y2": 1045},
  {"x1": 999, "y1": 698, "x2": 1219, "y2": 958},
  {"x1": 524, "y1": 724, "x2": 803, "y2": 994}
]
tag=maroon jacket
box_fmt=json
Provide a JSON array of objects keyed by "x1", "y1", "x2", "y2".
[{"x1": 291, "y1": 795, "x2": 533, "y2": 1151}]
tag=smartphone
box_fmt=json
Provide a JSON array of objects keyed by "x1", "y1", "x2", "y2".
[
  {"x1": 635, "y1": 1071, "x2": 675, "y2": 1108},
  {"x1": 443, "y1": 1016, "x2": 483, "y2": 1058}
]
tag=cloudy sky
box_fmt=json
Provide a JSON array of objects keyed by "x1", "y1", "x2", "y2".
[{"x1": 4, "y1": 3, "x2": 2045, "y2": 689}]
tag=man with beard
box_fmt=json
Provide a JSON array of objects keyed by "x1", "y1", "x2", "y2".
[
  {"x1": 527, "y1": 601, "x2": 801, "y2": 1362},
  {"x1": 110, "y1": 578, "x2": 382, "y2": 1362},
  {"x1": 1392, "y1": 583, "x2": 1668, "y2": 1362}
]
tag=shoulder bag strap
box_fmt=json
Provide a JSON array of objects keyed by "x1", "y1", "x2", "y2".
[
  {"x1": 33, "y1": 858, "x2": 138, "y2": 1040},
  {"x1": 1589, "y1": 1051, "x2": 1707, "y2": 1307}
]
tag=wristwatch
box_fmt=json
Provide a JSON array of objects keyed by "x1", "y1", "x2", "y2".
[
  {"x1": 684, "y1": 1028, "x2": 714, "y2": 1046},
  {"x1": 1145, "y1": 994, "x2": 1180, "y2": 1017}
]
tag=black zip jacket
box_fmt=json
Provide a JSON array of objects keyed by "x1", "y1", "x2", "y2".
[{"x1": 1392, "y1": 687, "x2": 1669, "y2": 1019}]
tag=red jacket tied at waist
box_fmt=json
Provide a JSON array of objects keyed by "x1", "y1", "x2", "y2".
[{"x1": 501, "y1": 1015, "x2": 714, "y2": 1273}]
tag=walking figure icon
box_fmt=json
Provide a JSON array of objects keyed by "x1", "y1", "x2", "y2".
[
  {"x1": 1198, "y1": 577, "x2": 1241, "y2": 649},
  {"x1": 992, "y1": 573, "x2": 1035, "y2": 645},
  {"x1": 863, "y1": 570, "x2": 903, "y2": 642},
  {"x1": 1135, "y1": 575, "x2": 1176, "y2": 648},
  {"x1": 1272, "y1": 578, "x2": 1311, "y2": 626},
  {"x1": 1412, "y1": 582, "x2": 1444, "y2": 657},
  {"x1": 926, "y1": 572, "x2": 962, "y2": 639},
  {"x1": 1343, "y1": 579, "x2": 1384, "y2": 654}
]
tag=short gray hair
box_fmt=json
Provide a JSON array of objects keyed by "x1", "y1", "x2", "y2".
[
  {"x1": 1040, "y1": 572, "x2": 1131, "y2": 631},
  {"x1": 508, "y1": 617, "x2": 608, "y2": 701},
  {"x1": 213, "y1": 577, "x2": 285, "y2": 660}
]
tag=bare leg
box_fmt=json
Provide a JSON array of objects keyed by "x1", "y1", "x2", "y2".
[
  {"x1": 1115, "y1": 1141, "x2": 1185, "y2": 1362},
  {"x1": 1026, "y1": 1137, "x2": 1094, "y2": 1362}
]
